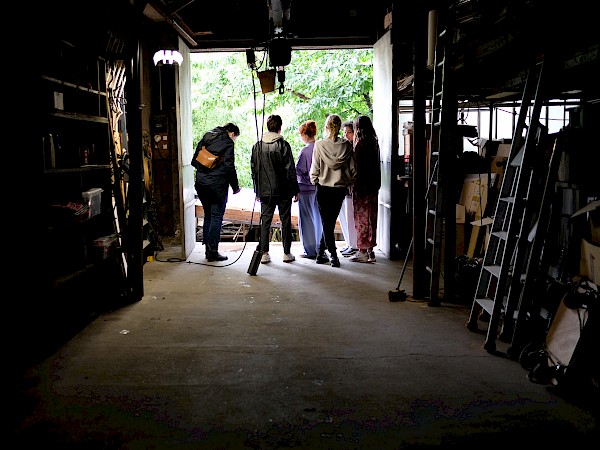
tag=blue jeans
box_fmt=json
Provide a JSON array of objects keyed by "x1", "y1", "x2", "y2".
[
  {"x1": 298, "y1": 191, "x2": 322, "y2": 257},
  {"x1": 196, "y1": 183, "x2": 227, "y2": 253}
]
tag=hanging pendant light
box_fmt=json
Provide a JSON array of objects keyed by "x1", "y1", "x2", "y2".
[{"x1": 153, "y1": 49, "x2": 183, "y2": 66}]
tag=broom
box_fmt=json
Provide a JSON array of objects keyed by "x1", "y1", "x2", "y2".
[
  {"x1": 388, "y1": 160, "x2": 438, "y2": 302},
  {"x1": 388, "y1": 238, "x2": 412, "y2": 302}
]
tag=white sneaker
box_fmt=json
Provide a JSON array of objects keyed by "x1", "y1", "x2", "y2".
[
  {"x1": 349, "y1": 251, "x2": 370, "y2": 263},
  {"x1": 261, "y1": 252, "x2": 271, "y2": 264},
  {"x1": 283, "y1": 253, "x2": 295, "y2": 263}
]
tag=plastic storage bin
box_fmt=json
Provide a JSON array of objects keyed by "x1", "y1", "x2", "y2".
[
  {"x1": 93, "y1": 234, "x2": 118, "y2": 260},
  {"x1": 82, "y1": 188, "x2": 103, "y2": 219}
]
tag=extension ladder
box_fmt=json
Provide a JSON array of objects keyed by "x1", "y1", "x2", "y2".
[{"x1": 424, "y1": 7, "x2": 458, "y2": 306}]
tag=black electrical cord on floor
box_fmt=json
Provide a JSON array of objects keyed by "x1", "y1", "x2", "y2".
[{"x1": 153, "y1": 197, "x2": 262, "y2": 267}]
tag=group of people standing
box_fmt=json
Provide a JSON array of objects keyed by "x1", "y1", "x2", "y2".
[{"x1": 192, "y1": 113, "x2": 381, "y2": 268}]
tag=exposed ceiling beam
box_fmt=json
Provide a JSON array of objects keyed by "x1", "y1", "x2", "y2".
[{"x1": 143, "y1": 1, "x2": 199, "y2": 46}]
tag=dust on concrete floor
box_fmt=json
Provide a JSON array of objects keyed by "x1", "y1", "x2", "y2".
[{"x1": 11, "y1": 241, "x2": 599, "y2": 448}]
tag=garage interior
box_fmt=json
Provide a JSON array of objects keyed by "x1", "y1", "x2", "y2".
[{"x1": 12, "y1": 0, "x2": 599, "y2": 447}]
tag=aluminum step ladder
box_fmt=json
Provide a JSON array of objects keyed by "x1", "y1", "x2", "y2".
[
  {"x1": 507, "y1": 131, "x2": 567, "y2": 358},
  {"x1": 424, "y1": 7, "x2": 458, "y2": 306},
  {"x1": 494, "y1": 122, "x2": 549, "y2": 343},
  {"x1": 466, "y1": 60, "x2": 545, "y2": 352}
]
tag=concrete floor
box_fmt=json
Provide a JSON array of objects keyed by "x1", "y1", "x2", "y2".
[{"x1": 12, "y1": 241, "x2": 599, "y2": 448}]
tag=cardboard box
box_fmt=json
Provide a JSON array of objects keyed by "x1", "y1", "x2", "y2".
[
  {"x1": 496, "y1": 143, "x2": 511, "y2": 158},
  {"x1": 478, "y1": 138, "x2": 498, "y2": 157},
  {"x1": 580, "y1": 238, "x2": 599, "y2": 284},
  {"x1": 441, "y1": 204, "x2": 466, "y2": 262},
  {"x1": 456, "y1": 204, "x2": 466, "y2": 256},
  {"x1": 459, "y1": 174, "x2": 495, "y2": 221},
  {"x1": 571, "y1": 200, "x2": 600, "y2": 246},
  {"x1": 467, "y1": 217, "x2": 493, "y2": 258},
  {"x1": 478, "y1": 140, "x2": 510, "y2": 158}
]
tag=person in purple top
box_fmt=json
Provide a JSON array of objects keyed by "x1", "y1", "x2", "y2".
[{"x1": 295, "y1": 120, "x2": 322, "y2": 259}]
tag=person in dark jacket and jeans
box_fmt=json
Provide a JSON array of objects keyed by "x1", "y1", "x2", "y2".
[
  {"x1": 251, "y1": 114, "x2": 300, "y2": 264},
  {"x1": 192, "y1": 123, "x2": 241, "y2": 262}
]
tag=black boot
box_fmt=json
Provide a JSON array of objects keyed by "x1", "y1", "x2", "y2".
[
  {"x1": 206, "y1": 251, "x2": 228, "y2": 262},
  {"x1": 316, "y1": 252, "x2": 330, "y2": 264},
  {"x1": 315, "y1": 237, "x2": 329, "y2": 264},
  {"x1": 330, "y1": 256, "x2": 340, "y2": 268}
]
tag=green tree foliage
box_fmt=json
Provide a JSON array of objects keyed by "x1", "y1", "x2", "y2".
[{"x1": 191, "y1": 49, "x2": 373, "y2": 188}]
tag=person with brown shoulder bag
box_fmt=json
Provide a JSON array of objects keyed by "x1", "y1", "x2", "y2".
[{"x1": 192, "y1": 122, "x2": 242, "y2": 262}]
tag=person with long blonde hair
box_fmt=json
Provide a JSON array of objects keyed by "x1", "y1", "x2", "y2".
[{"x1": 310, "y1": 114, "x2": 356, "y2": 267}]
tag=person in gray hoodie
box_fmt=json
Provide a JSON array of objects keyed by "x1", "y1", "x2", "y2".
[
  {"x1": 310, "y1": 114, "x2": 356, "y2": 267},
  {"x1": 251, "y1": 114, "x2": 300, "y2": 264}
]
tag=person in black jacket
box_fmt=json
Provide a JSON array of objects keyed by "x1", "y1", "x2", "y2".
[
  {"x1": 349, "y1": 115, "x2": 381, "y2": 263},
  {"x1": 192, "y1": 123, "x2": 241, "y2": 262},
  {"x1": 250, "y1": 114, "x2": 300, "y2": 264}
]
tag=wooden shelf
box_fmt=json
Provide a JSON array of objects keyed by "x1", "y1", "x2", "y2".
[
  {"x1": 42, "y1": 74, "x2": 107, "y2": 96},
  {"x1": 50, "y1": 111, "x2": 109, "y2": 123},
  {"x1": 44, "y1": 165, "x2": 111, "y2": 175}
]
